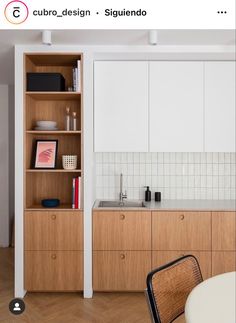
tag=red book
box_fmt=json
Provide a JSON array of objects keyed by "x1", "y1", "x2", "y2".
[
  {"x1": 75, "y1": 178, "x2": 78, "y2": 209},
  {"x1": 78, "y1": 176, "x2": 81, "y2": 209}
]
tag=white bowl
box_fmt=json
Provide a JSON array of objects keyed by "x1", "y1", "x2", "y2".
[{"x1": 36, "y1": 121, "x2": 57, "y2": 127}]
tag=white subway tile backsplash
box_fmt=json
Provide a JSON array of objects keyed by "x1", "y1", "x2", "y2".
[
  {"x1": 151, "y1": 164, "x2": 158, "y2": 176},
  {"x1": 206, "y1": 153, "x2": 213, "y2": 163},
  {"x1": 145, "y1": 164, "x2": 152, "y2": 176},
  {"x1": 230, "y1": 153, "x2": 236, "y2": 164},
  {"x1": 157, "y1": 164, "x2": 164, "y2": 175},
  {"x1": 188, "y1": 153, "x2": 195, "y2": 163},
  {"x1": 230, "y1": 164, "x2": 235, "y2": 176},
  {"x1": 224, "y1": 164, "x2": 231, "y2": 176},
  {"x1": 95, "y1": 152, "x2": 236, "y2": 200},
  {"x1": 157, "y1": 152, "x2": 164, "y2": 163},
  {"x1": 219, "y1": 153, "x2": 225, "y2": 163},
  {"x1": 182, "y1": 153, "x2": 188, "y2": 163},
  {"x1": 133, "y1": 153, "x2": 140, "y2": 163},
  {"x1": 213, "y1": 153, "x2": 219, "y2": 164},
  {"x1": 224, "y1": 153, "x2": 231, "y2": 163}
]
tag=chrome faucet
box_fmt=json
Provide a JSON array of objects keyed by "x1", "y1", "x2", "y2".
[{"x1": 119, "y1": 173, "x2": 127, "y2": 203}]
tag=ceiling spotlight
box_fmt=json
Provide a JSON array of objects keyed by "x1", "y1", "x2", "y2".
[
  {"x1": 42, "y1": 30, "x2": 52, "y2": 45},
  {"x1": 149, "y1": 30, "x2": 158, "y2": 45}
]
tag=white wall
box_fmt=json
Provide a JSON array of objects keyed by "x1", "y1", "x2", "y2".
[{"x1": 0, "y1": 84, "x2": 9, "y2": 247}]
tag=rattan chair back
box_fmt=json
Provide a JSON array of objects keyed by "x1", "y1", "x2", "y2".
[{"x1": 146, "y1": 255, "x2": 203, "y2": 323}]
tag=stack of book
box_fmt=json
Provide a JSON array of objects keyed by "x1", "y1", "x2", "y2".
[
  {"x1": 72, "y1": 176, "x2": 81, "y2": 209},
  {"x1": 72, "y1": 60, "x2": 81, "y2": 92}
]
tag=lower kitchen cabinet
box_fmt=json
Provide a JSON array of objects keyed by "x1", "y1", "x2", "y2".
[
  {"x1": 24, "y1": 211, "x2": 83, "y2": 251},
  {"x1": 93, "y1": 211, "x2": 151, "y2": 250},
  {"x1": 152, "y1": 212, "x2": 211, "y2": 251},
  {"x1": 25, "y1": 251, "x2": 83, "y2": 291},
  {"x1": 93, "y1": 251, "x2": 151, "y2": 291},
  {"x1": 212, "y1": 252, "x2": 236, "y2": 276},
  {"x1": 152, "y1": 251, "x2": 212, "y2": 280}
]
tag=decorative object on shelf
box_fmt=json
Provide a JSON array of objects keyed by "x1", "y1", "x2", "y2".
[
  {"x1": 62, "y1": 155, "x2": 77, "y2": 170},
  {"x1": 41, "y1": 198, "x2": 60, "y2": 208},
  {"x1": 71, "y1": 112, "x2": 77, "y2": 131},
  {"x1": 34, "y1": 120, "x2": 58, "y2": 131},
  {"x1": 65, "y1": 106, "x2": 71, "y2": 131},
  {"x1": 155, "y1": 192, "x2": 161, "y2": 202},
  {"x1": 145, "y1": 186, "x2": 151, "y2": 201},
  {"x1": 27, "y1": 72, "x2": 65, "y2": 92},
  {"x1": 33, "y1": 140, "x2": 58, "y2": 169}
]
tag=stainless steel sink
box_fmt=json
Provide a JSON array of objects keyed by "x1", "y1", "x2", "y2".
[{"x1": 98, "y1": 200, "x2": 146, "y2": 208}]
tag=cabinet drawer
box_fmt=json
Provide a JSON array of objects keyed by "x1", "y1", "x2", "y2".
[
  {"x1": 212, "y1": 251, "x2": 236, "y2": 276},
  {"x1": 152, "y1": 212, "x2": 211, "y2": 250},
  {"x1": 152, "y1": 251, "x2": 212, "y2": 280},
  {"x1": 93, "y1": 211, "x2": 151, "y2": 250},
  {"x1": 24, "y1": 211, "x2": 83, "y2": 250},
  {"x1": 24, "y1": 251, "x2": 83, "y2": 291},
  {"x1": 212, "y1": 212, "x2": 236, "y2": 251},
  {"x1": 93, "y1": 251, "x2": 151, "y2": 291}
]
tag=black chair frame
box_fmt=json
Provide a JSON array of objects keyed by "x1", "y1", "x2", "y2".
[{"x1": 146, "y1": 254, "x2": 203, "y2": 323}]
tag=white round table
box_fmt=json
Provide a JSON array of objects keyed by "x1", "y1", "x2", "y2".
[{"x1": 185, "y1": 272, "x2": 236, "y2": 323}]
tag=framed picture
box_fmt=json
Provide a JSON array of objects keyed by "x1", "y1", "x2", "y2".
[{"x1": 33, "y1": 140, "x2": 58, "y2": 169}]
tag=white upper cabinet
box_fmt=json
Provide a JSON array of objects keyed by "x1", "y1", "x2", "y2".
[
  {"x1": 94, "y1": 61, "x2": 149, "y2": 152},
  {"x1": 149, "y1": 62, "x2": 204, "y2": 152},
  {"x1": 204, "y1": 62, "x2": 236, "y2": 152}
]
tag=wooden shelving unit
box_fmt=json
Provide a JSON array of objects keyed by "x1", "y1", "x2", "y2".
[
  {"x1": 24, "y1": 53, "x2": 83, "y2": 210},
  {"x1": 24, "y1": 53, "x2": 84, "y2": 291}
]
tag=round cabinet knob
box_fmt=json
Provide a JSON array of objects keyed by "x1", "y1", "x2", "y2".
[
  {"x1": 120, "y1": 214, "x2": 125, "y2": 220},
  {"x1": 120, "y1": 253, "x2": 125, "y2": 260},
  {"x1": 180, "y1": 214, "x2": 185, "y2": 220},
  {"x1": 51, "y1": 214, "x2": 56, "y2": 220},
  {"x1": 51, "y1": 254, "x2": 57, "y2": 260}
]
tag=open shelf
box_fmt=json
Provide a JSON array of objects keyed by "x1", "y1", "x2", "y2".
[
  {"x1": 26, "y1": 134, "x2": 81, "y2": 169},
  {"x1": 25, "y1": 204, "x2": 82, "y2": 211},
  {"x1": 25, "y1": 92, "x2": 81, "y2": 100},
  {"x1": 26, "y1": 131, "x2": 81, "y2": 134},
  {"x1": 26, "y1": 169, "x2": 82, "y2": 173}
]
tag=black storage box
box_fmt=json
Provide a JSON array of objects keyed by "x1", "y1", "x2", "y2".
[{"x1": 27, "y1": 73, "x2": 66, "y2": 91}]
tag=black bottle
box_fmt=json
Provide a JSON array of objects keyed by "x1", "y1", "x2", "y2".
[{"x1": 145, "y1": 186, "x2": 151, "y2": 202}]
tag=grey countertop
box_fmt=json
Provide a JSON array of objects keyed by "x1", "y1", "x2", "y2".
[{"x1": 93, "y1": 199, "x2": 236, "y2": 211}]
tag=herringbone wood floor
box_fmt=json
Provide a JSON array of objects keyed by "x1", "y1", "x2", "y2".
[{"x1": 0, "y1": 248, "x2": 185, "y2": 323}]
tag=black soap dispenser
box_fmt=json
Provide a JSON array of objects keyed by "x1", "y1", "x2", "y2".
[{"x1": 145, "y1": 186, "x2": 151, "y2": 202}]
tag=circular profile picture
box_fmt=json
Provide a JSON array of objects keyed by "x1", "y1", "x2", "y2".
[
  {"x1": 9, "y1": 298, "x2": 25, "y2": 315},
  {"x1": 4, "y1": 0, "x2": 29, "y2": 24}
]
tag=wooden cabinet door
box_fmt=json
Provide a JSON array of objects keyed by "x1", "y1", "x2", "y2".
[
  {"x1": 212, "y1": 212, "x2": 236, "y2": 251},
  {"x1": 149, "y1": 61, "x2": 204, "y2": 152},
  {"x1": 93, "y1": 251, "x2": 151, "y2": 291},
  {"x1": 93, "y1": 211, "x2": 151, "y2": 250},
  {"x1": 152, "y1": 251, "x2": 212, "y2": 280},
  {"x1": 212, "y1": 252, "x2": 236, "y2": 276},
  {"x1": 25, "y1": 251, "x2": 83, "y2": 291},
  {"x1": 152, "y1": 212, "x2": 211, "y2": 251},
  {"x1": 205, "y1": 62, "x2": 236, "y2": 152},
  {"x1": 94, "y1": 61, "x2": 149, "y2": 152},
  {"x1": 25, "y1": 211, "x2": 83, "y2": 250}
]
